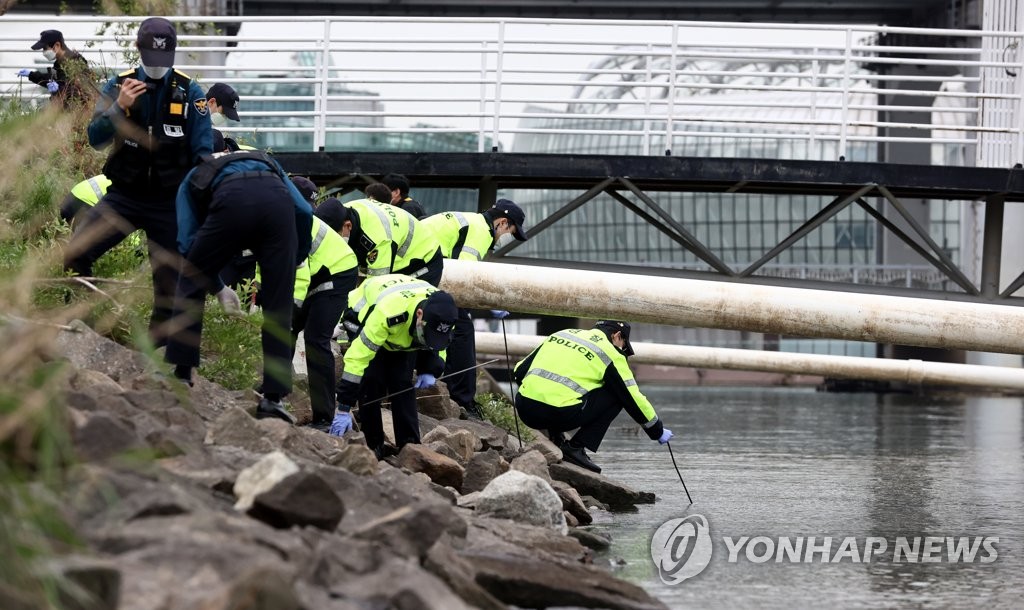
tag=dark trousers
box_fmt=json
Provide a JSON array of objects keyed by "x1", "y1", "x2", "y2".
[
  {"x1": 515, "y1": 386, "x2": 623, "y2": 452},
  {"x1": 291, "y1": 270, "x2": 356, "y2": 423},
  {"x1": 357, "y1": 349, "x2": 418, "y2": 451},
  {"x1": 442, "y1": 309, "x2": 477, "y2": 409},
  {"x1": 63, "y1": 189, "x2": 180, "y2": 345},
  {"x1": 59, "y1": 193, "x2": 91, "y2": 226},
  {"x1": 164, "y1": 176, "x2": 297, "y2": 396}
]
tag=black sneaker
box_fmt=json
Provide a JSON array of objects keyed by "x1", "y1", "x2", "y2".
[
  {"x1": 561, "y1": 443, "x2": 601, "y2": 474},
  {"x1": 256, "y1": 397, "x2": 297, "y2": 424}
]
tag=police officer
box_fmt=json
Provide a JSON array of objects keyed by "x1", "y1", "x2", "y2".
[
  {"x1": 166, "y1": 149, "x2": 313, "y2": 422},
  {"x1": 17, "y1": 29, "x2": 91, "y2": 107},
  {"x1": 312, "y1": 197, "x2": 443, "y2": 286},
  {"x1": 60, "y1": 174, "x2": 112, "y2": 226},
  {"x1": 294, "y1": 205, "x2": 359, "y2": 431},
  {"x1": 331, "y1": 275, "x2": 458, "y2": 458},
  {"x1": 422, "y1": 199, "x2": 529, "y2": 417},
  {"x1": 513, "y1": 321, "x2": 673, "y2": 473},
  {"x1": 205, "y1": 82, "x2": 240, "y2": 127},
  {"x1": 64, "y1": 17, "x2": 212, "y2": 346},
  {"x1": 382, "y1": 173, "x2": 427, "y2": 219}
]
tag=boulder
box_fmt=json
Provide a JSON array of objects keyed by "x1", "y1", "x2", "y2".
[
  {"x1": 426, "y1": 440, "x2": 463, "y2": 464},
  {"x1": 526, "y1": 435, "x2": 563, "y2": 465},
  {"x1": 351, "y1": 503, "x2": 468, "y2": 560},
  {"x1": 510, "y1": 449, "x2": 551, "y2": 483},
  {"x1": 569, "y1": 528, "x2": 613, "y2": 551},
  {"x1": 461, "y1": 449, "x2": 509, "y2": 494},
  {"x1": 439, "y1": 418, "x2": 509, "y2": 451},
  {"x1": 476, "y1": 470, "x2": 567, "y2": 535},
  {"x1": 421, "y1": 425, "x2": 451, "y2": 444},
  {"x1": 72, "y1": 412, "x2": 145, "y2": 462},
  {"x1": 249, "y1": 471, "x2": 344, "y2": 531},
  {"x1": 52, "y1": 321, "x2": 148, "y2": 382},
  {"x1": 457, "y1": 550, "x2": 668, "y2": 610},
  {"x1": 564, "y1": 511, "x2": 579, "y2": 527},
  {"x1": 423, "y1": 426, "x2": 481, "y2": 463},
  {"x1": 68, "y1": 368, "x2": 125, "y2": 396},
  {"x1": 204, "y1": 406, "x2": 275, "y2": 453},
  {"x1": 424, "y1": 541, "x2": 508, "y2": 610},
  {"x1": 465, "y1": 517, "x2": 588, "y2": 562},
  {"x1": 396, "y1": 444, "x2": 465, "y2": 489},
  {"x1": 233, "y1": 451, "x2": 300, "y2": 511},
  {"x1": 44, "y1": 554, "x2": 121, "y2": 610},
  {"x1": 549, "y1": 462, "x2": 655, "y2": 509},
  {"x1": 327, "y1": 442, "x2": 378, "y2": 476},
  {"x1": 551, "y1": 480, "x2": 593, "y2": 525},
  {"x1": 415, "y1": 382, "x2": 461, "y2": 420},
  {"x1": 328, "y1": 557, "x2": 472, "y2": 610}
]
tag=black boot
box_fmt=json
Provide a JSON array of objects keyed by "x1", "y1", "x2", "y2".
[
  {"x1": 561, "y1": 443, "x2": 601, "y2": 474},
  {"x1": 256, "y1": 397, "x2": 297, "y2": 424}
]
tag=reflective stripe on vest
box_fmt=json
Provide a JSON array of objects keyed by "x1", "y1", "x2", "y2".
[
  {"x1": 352, "y1": 278, "x2": 432, "y2": 316},
  {"x1": 307, "y1": 280, "x2": 334, "y2": 297},
  {"x1": 87, "y1": 177, "x2": 105, "y2": 201},
  {"x1": 310, "y1": 220, "x2": 330, "y2": 256},
  {"x1": 341, "y1": 370, "x2": 362, "y2": 384},
  {"x1": 460, "y1": 245, "x2": 482, "y2": 260},
  {"x1": 527, "y1": 368, "x2": 587, "y2": 395},
  {"x1": 395, "y1": 218, "x2": 416, "y2": 259},
  {"x1": 366, "y1": 203, "x2": 393, "y2": 241},
  {"x1": 358, "y1": 330, "x2": 380, "y2": 353}
]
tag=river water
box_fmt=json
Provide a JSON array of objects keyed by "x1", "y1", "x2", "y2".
[{"x1": 589, "y1": 387, "x2": 1023, "y2": 609}]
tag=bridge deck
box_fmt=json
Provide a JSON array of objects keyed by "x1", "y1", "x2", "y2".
[{"x1": 277, "y1": 153, "x2": 1024, "y2": 202}]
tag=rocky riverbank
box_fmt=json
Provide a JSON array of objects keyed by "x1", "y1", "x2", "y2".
[{"x1": 20, "y1": 320, "x2": 668, "y2": 610}]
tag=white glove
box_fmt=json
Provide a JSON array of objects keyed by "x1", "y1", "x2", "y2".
[{"x1": 216, "y1": 286, "x2": 242, "y2": 316}]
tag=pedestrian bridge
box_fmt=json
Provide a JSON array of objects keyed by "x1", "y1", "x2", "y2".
[{"x1": 3, "y1": 14, "x2": 1024, "y2": 344}]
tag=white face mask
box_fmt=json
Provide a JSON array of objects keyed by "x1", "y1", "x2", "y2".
[
  {"x1": 42, "y1": 49, "x2": 57, "y2": 61},
  {"x1": 211, "y1": 112, "x2": 227, "y2": 126},
  {"x1": 141, "y1": 64, "x2": 169, "y2": 80},
  {"x1": 495, "y1": 232, "x2": 516, "y2": 250}
]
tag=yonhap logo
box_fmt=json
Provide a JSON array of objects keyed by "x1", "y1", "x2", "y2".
[{"x1": 651, "y1": 514, "x2": 713, "y2": 585}]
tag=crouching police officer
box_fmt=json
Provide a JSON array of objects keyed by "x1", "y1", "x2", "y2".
[
  {"x1": 166, "y1": 148, "x2": 312, "y2": 421},
  {"x1": 293, "y1": 205, "x2": 359, "y2": 431},
  {"x1": 332, "y1": 274, "x2": 458, "y2": 458},
  {"x1": 312, "y1": 197, "x2": 443, "y2": 286},
  {"x1": 65, "y1": 18, "x2": 212, "y2": 346},
  {"x1": 422, "y1": 199, "x2": 529, "y2": 416},
  {"x1": 513, "y1": 321, "x2": 673, "y2": 473}
]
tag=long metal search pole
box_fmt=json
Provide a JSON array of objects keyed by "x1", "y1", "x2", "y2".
[{"x1": 358, "y1": 358, "x2": 500, "y2": 408}]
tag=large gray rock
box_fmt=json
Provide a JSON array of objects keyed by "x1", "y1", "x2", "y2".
[
  {"x1": 439, "y1": 418, "x2": 509, "y2": 451},
  {"x1": 423, "y1": 426, "x2": 481, "y2": 464},
  {"x1": 329, "y1": 557, "x2": 473, "y2": 610},
  {"x1": 457, "y1": 549, "x2": 668, "y2": 610},
  {"x1": 72, "y1": 412, "x2": 145, "y2": 462},
  {"x1": 249, "y1": 471, "x2": 344, "y2": 531},
  {"x1": 53, "y1": 321, "x2": 148, "y2": 382},
  {"x1": 45, "y1": 555, "x2": 121, "y2": 610},
  {"x1": 476, "y1": 470, "x2": 567, "y2": 535},
  {"x1": 526, "y1": 435, "x2": 563, "y2": 464},
  {"x1": 68, "y1": 368, "x2": 125, "y2": 396},
  {"x1": 351, "y1": 502, "x2": 467, "y2": 559},
  {"x1": 549, "y1": 462, "x2": 655, "y2": 509},
  {"x1": 204, "y1": 406, "x2": 275, "y2": 453},
  {"x1": 461, "y1": 449, "x2": 509, "y2": 493},
  {"x1": 327, "y1": 442, "x2": 378, "y2": 476},
  {"x1": 396, "y1": 444, "x2": 465, "y2": 489},
  {"x1": 510, "y1": 449, "x2": 551, "y2": 483},
  {"x1": 233, "y1": 451, "x2": 300, "y2": 511},
  {"x1": 551, "y1": 480, "x2": 593, "y2": 525},
  {"x1": 464, "y1": 517, "x2": 589, "y2": 562},
  {"x1": 415, "y1": 382, "x2": 461, "y2": 420},
  {"x1": 424, "y1": 541, "x2": 508, "y2": 610}
]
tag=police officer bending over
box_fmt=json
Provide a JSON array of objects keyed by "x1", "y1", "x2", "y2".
[
  {"x1": 166, "y1": 149, "x2": 313, "y2": 422},
  {"x1": 293, "y1": 200, "x2": 359, "y2": 431},
  {"x1": 64, "y1": 17, "x2": 212, "y2": 347},
  {"x1": 332, "y1": 274, "x2": 458, "y2": 459},
  {"x1": 513, "y1": 321, "x2": 673, "y2": 473},
  {"x1": 312, "y1": 198, "x2": 443, "y2": 287},
  {"x1": 422, "y1": 199, "x2": 529, "y2": 417}
]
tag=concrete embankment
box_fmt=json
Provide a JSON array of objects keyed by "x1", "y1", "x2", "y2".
[{"x1": 26, "y1": 320, "x2": 668, "y2": 610}]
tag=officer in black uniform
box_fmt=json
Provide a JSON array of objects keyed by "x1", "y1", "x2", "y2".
[
  {"x1": 18, "y1": 29, "x2": 91, "y2": 107},
  {"x1": 64, "y1": 18, "x2": 212, "y2": 346},
  {"x1": 382, "y1": 173, "x2": 427, "y2": 219},
  {"x1": 166, "y1": 149, "x2": 313, "y2": 421}
]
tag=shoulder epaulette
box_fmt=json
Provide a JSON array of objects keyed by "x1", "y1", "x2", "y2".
[{"x1": 173, "y1": 69, "x2": 191, "y2": 80}]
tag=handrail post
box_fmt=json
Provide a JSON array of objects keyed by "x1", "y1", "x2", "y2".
[
  {"x1": 314, "y1": 18, "x2": 331, "y2": 152},
  {"x1": 1015, "y1": 28, "x2": 1024, "y2": 165},
  {"x1": 666, "y1": 23, "x2": 678, "y2": 156},
  {"x1": 479, "y1": 41, "x2": 488, "y2": 153},
  {"x1": 491, "y1": 20, "x2": 506, "y2": 153},
  {"x1": 810, "y1": 47, "x2": 819, "y2": 159},
  {"x1": 643, "y1": 42, "x2": 653, "y2": 156},
  {"x1": 839, "y1": 28, "x2": 852, "y2": 161}
]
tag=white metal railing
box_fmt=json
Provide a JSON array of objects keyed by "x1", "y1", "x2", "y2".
[{"x1": 2, "y1": 15, "x2": 1023, "y2": 163}]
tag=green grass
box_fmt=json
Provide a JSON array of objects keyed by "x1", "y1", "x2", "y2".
[{"x1": 476, "y1": 391, "x2": 534, "y2": 443}]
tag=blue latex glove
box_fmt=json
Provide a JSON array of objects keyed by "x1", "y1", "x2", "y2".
[
  {"x1": 490, "y1": 309, "x2": 510, "y2": 319},
  {"x1": 414, "y1": 373, "x2": 436, "y2": 389},
  {"x1": 658, "y1": 428, "x2": 674, "y2": 445},
  {"x1": 17, "y1": 69, "x2": 31, "y2": 77},
  {"x1": 329, "y1": 410, "x2": 353, "y2": 436},
  {"x1": 47, "y1": 81, "x2": 59, "y2": 93}
]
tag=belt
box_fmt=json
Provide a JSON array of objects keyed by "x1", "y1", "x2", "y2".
[{"x1": 218, "y1": 170, "x2": 278, "y2": 187}]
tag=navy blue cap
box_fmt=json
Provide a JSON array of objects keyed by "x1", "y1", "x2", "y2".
[
  {"x1": 490, "y1": 198, "x2": 529, "y2": 241},
  {"x1": 421, "y1": 291, "x2": 457, "y2": 350},
  {"x1": 596, "y1": 320, "x2": 634, "y2": 357},
  {"x1": 207, "y1": 82, "x2": 240, "y2": 121},
  {"x1": 31, "y1": 30, "x2": 64, "y2": 51},
  {"x1": 137, "y1": 18, "x2": 176, "y2": 67}
]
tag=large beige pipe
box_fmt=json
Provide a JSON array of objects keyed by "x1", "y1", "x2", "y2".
[
  {"x1": 476, "y1": 332, "x2": 1024, "y2": 391},
  {"x1": 440, "y1": 259, "x2": 1024, "y2": 355}
]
